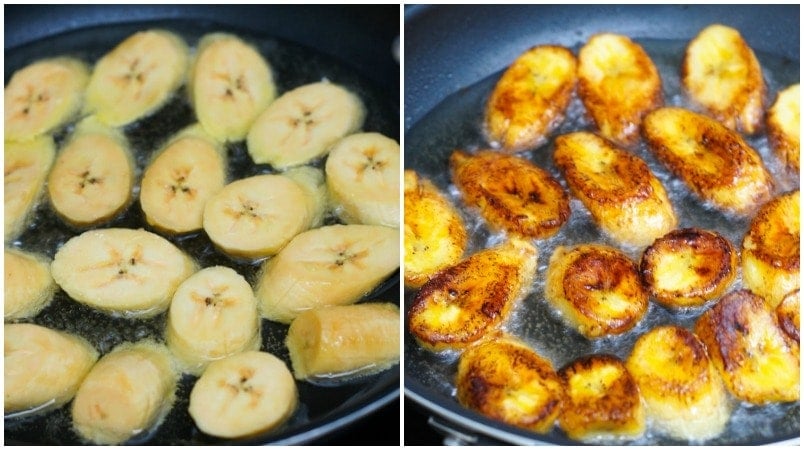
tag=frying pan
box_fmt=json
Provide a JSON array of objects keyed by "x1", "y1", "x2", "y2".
[
  {"x1": 404, "y1": 4, "x2": 800, "y2": 445},
  {"x1": 4, "y1": 5, "x2": 400, "y2": 445}
]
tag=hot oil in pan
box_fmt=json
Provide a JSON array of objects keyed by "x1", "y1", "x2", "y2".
[
  {"x1": 5, "y1": 20, "x2": 399, "y2": 445},
  {"x1": 404, "y1": 38, "x2": 799, "y2": 445}
]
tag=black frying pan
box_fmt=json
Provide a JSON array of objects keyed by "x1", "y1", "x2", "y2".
[
  {"x1": 404, "y1": 4, "x2": 799, "y2": 445},
  {"x1": 4, "y1": 5, "x2": 400, "y2": 445}
]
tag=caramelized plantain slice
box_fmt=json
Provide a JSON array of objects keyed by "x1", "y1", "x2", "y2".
[{"x1": 767, "y1": 83, "x2": 800, "y2": 173}]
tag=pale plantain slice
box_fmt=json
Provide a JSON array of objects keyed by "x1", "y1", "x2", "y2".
[
  {"x1": 642, "y1": 107, "x2": 773, "y2": 216},
  {"x1": 456, "y1": 334, "x2": 564, "y2": 434},
  {"x1": 767, "y1": 84, "x2": 800, "y2": 173},
  {"x1": 545, "y1": 244, "x2": 648, "y2": 339},
  {"x1": 450, "y1": 149, "x2": 570, "y2": 239},
  {"x1": 553, "y1": 132, "x2": 676, "y2": 247},
  {"x1": 776, "y1": 289, "x2": 800, "y2": 346},
  {"x1": 484, "y1": 45, "x2": 577, "y2": 152},
  {"x1": 578, "y1": 33, "x2": 662, "y2": 147},
  {"x1": 639, "y1": 228, "x2": 737, "y2": 308},
  {"x1": 558, "y1": 354, "x2": 645, "y2": 442},
  {"x1": 404, "y1": 170, "x2": 468, "y2": 288},
  {"x1": 694, "y1": 289, "x2": 799, "y2": 404},
  {"x1": 741, "y1": 190, "x2": 799, "y2": 308},
  {"x1": 625, "y1": 325, "x2": 730, "y2": 441},
  {"x1": 408, "y1": 238, "x2": 538, "y2": 352},
  {"x1": 682, "y1": 24, "x2": 765, "y2": 134},
  {"x1": 4, "y1": 247, "x2": 55, "y2": 320},
  {"x1": 4, "y1": 135, "x2": 56, "y2": 242}
]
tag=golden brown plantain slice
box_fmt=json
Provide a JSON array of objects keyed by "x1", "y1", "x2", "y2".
[
  {"x1": 741, "y1": 190, "x2": 799, "y2": 308},
  {"x1": 642, "y1": 107, "x2": 773, "y2": 216},
  {"x1": 484, "y1": 45, "x2": 577, "y2": 152},
  {"x1": 625, "y1": 325, "x2": 730, "y2": 441},
  {"x1": 578, "y1": 33, "x2": 663, "y2": 147},
  {"x1": 404, "y1": 170, "x2": 468, "y2": 288},
  {"x1": 640, "y1": 228, "x2": 737, "y2": 308},
  {"x1": 553, "y1": 132, "x2": 676, "y2": 247},
  {"x1": 456, "y1": 334, "x2": 564, "y2": 434},
  {"x1": 545, "y1": 244, "x2": 648, "y2": 338},
  {"x1": 407, "y1": 238, "x2": 538, "y2": 352},
  {"x1": 767, "y1": 84, "x2": 800, "y2": 173},
  {"x1": 558, "y1": 354, "x2": 645, "y2": 442},
  {"x1": 694, "y1": 289, "x2": 799, "y2": 404},
  {"x1": 776, "y1": 289, "x2": 800, "y2": 346},
  {"x1": 450, "y1": 149, "x2": 570, "y2": 239}
]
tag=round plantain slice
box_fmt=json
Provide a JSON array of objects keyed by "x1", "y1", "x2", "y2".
[
  {"x1": 4, "y1": 247, "x2": 55, "y2": 320},
  {"x1": 695, "y1": 289, "x2": 799, "y2": 404},
  {"x1": 640, "y1": 228, "x2": 737, "y2": 308},
  {"x1": 456, "y1": 335, "x2": 564, "y2": 434},
  {"x1": 767, "y1": 83, "x2": 800, "y2": 173},
  {"x1": 625, "y1": 325, "x2": 730, "y2": 441}
]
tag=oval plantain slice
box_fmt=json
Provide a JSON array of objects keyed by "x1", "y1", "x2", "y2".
[
  {"x1": 682, "y1": 24, "x2": 765, "y2": 134},
  {"x1": 404, "y1": 170, "x2": 468, "y2": 288},
  {"x1": 553, "y1": 132, "x2": 676, "y2": 247},
  {"x1": 625, "y1": 325, "x2": 730, "y2": 441},
  {"x1": 642, "y1": 107, "x2": 773, "y2": 216},
  {"x1": 484, "y1": 45, "x2": 577, "y2": 152},
  {"x1": 450, "y1": 149, "x2": 570, "y2": 239},
  {"x1": 694, "y1": 289, "x2": 799, "y2": 404},
  {"x1": 408, "y1": 238, "x2": 538, "y2": 352},
  {"x1": 578, "y1": 33, "x2": 663, "y2": 147},
  {"x1": 767, "y1": 83, "x2": 800, "y2": 174},
  {"x1": 741, "y1": 190, "x2": 800, "y2": 308},
  {"x1": 456, "y1": 334, "x2": 564, "y2": 434},
  {"x1": 5, "y1": 136, "x2": 56, "y2": 242}
]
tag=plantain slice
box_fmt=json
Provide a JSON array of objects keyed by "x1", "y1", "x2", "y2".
[
  {"x1": 767, "y1": 84, "x2": 800, "y2": 174},
  {"x1": 558, "y1": 354, "x2": 645, "y2": 442},
  {"x1": 456, "y1": 334, "x2": 564, "y2": 434},
  {"x1": 741, "y1": 190, "x2": 800, "y2": 308},
  {"x1": 682, "y1": 24, "x2": 765, "y2": 135},
  {"x1": 776, "y1": 289, "x2": 800, "y2": 346},
  {"x1": 545, "y1": 244, "x2": 648, "y2": 338},
  {"x1": 695, "y1": 289, "x2": 799, "y2": 404},
  {"x1": 625, "y1": 325, "x2": 730, "y2": 441},
  {"x1": 484, "y1": 45, "x2": 577, "y2": 152},
  {"x1": 578, "y1": 33, "x2": 663, "y2": 147},
  {"x1": 407, "y1": 238, "x2": 538, "y2": 352},
  {"x1": 404, "y1": 170, "x2": 468, "y2": 288},
  {"x1": 450, "y1": 149, "x2": 570, "y2": 239},
  {"x1": 553, "y1": 132, "x2": 676, "y2": 247},
  {"x1": 640, "y1": 228, "x2": 737, "y2": 308},
  {"x1": 642, "y1": 107, "x2": 773, "y2": 216}
]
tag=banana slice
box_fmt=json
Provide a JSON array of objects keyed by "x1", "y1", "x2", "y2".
[
  {"x1": 694, "y1": 289, "x2": 799, "y2": 404},
  {"x1": 682, "y1": 24, "x2": 765, "y2": 134},
  {"x1": 767, "y1": 84, "x2": 800, "y2": 173},
  {"x1": 4, "y1": 135, "x2": 55, "y2": 242},
  {"x1": 558, "y1": 354, "x2": 645, "y2": 442},
  {"x1": 246, "y1": 81, "x2": 366, "y2": 168},
  {"x1": 51, "y1": 228, "x2": 197, "y2": 317},
  {"x1": 281, "y1": 165, "x2": 328, "y2": 228},
  {"x1": 286, "y1": 302, "x2": 400, "y2": 381},
  {"x1": 188, "y1": 351, "x2": 298, "y2": 439},
  {"x1": 4, "y1": 248, "x2": 55, "y2": 320},
  {"x1": 256, "y1": 224, "x2": 399, "y2": 324},
  {"x1": 140, "y1": 124, "x2": 227, "y2": 234},
  {"x1": 578, "y1": 33, "x2": 663, "y2": 147},
  {"x1": 404, "y1": 170, "x2": 468, "y2": 288},
  {"x1": 408, "y1": 238, "x2": 538, "y2": 352},
  {"x1": 84, "y1": 29, "x2": 189, "y2": 127},
  {"x1": 166, "y1": 266, "x2": 261, "y2": 375},
  {"x1": 484, "y1": 45, "x2": 577, "y2": 152},
  {"x1": 625, "y1": 325, "x2": 730, "y2": 441},
  {"x1": 545, "y1": 244, "x2": 648, "y2": 339},
  {"x1": 4, "y1": 57, "x2": 89, "y2": 142},
  {"x1": 47, "y1": 118, "x2": 134, "y2": 227},
  {"x1": 190, "y1": 33, "x2": 275, "y2": 142},
  {"x1": 741, "y1": 190, "x2": 800, "y2": 308},
  {"x1": 456, "y1": 334, "x2": 564, "y2": 434},
  {"x1": 325, "y1": 132, "x2": 400, "y2": 227},
  {"x1": 554, "y1": 132, "x2": 677, "y2": 247},
  {"x1": 642, "y1": 107, "x2": 773, "y2": 216},
  {"x1": 5, "y1": 323, "x2": 98, "y2": 416},
  {"x1": 450, "y1": 149, "x2": 570, "y2": 239},
  {"x1": 71, "y1": 341, "x2": 178, "y2": 445},
  {"x1": 202, "y1": 174, "x2": 314, "y2": 259},
  {"x1": 776, "y1": 289, "x2": 800, "y2": 346},
  {"x1": 639, "y1": 228, "x2": 737, "y2": 308}
]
